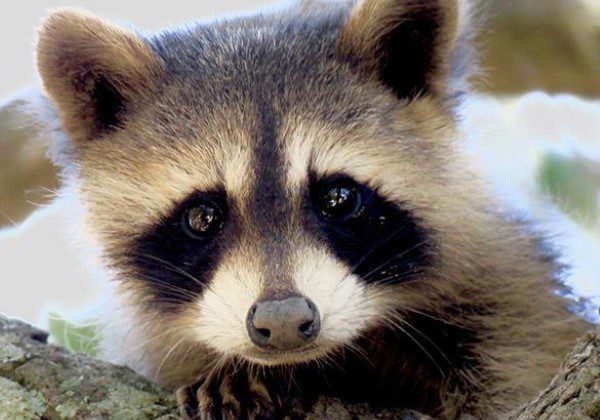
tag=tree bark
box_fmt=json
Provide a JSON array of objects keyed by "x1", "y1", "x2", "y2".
[
  {"x1": 510, "y1": 327, "x2": 600, "y2": 419},
  {"x1": 1, "y1": 314, "x2": 597, "y2": 419}
]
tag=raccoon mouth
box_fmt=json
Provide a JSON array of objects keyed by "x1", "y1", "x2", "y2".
[{"x1": 243, "y1": 343, "x2": 328, "y2": 365}]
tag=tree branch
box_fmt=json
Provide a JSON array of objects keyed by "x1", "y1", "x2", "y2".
[{"x1": 1, "y1": 315, "x2": 597, "y2": 419}]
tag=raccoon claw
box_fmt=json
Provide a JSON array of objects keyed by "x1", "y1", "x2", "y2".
[
  {"x1": 176, "y1": 381, "x2": 203, "y2": 419},
  {"x1": 176, "y1": 373, "x2": 276, "y2": 420},
  {"x1": 218, "y1": 375, "x2": 241, "y2": 419},
  {"x1": 246, "y1": 376, "x2": 276, "y2": 418}
]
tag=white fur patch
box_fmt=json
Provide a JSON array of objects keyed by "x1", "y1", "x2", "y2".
[
  {"x1": 188, "y1": 242, "x2": 384, "y2": 366},
  {"x1": 294, "y1": 246, "x2": 381, "y2": 346},
  {"x1": 192, "y1": 257, "x2": 261, "y2": 356}
]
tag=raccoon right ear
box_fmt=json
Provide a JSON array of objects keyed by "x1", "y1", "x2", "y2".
[
  {"x1": 337, "y1": 0, "x2": 469, "y2": 100},
  {"x1": 36, "y1": 9, "x2": 164, "y2": 142}
]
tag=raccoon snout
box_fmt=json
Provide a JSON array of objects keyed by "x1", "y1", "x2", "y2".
[{"x1": 246, "y1": 297, "x2": 321, "y2": 350}]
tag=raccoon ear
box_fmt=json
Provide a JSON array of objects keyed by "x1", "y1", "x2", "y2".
[
  {"x1": 337, "y1": 0, "x2": 467, "y2": 99},
  {"x1": 36, "y1": 9, "x2": 163, "y2": 141}
]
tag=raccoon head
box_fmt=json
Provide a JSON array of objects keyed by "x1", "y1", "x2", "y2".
[{"x1": 37, "y1": 0, "x2": 476, "y2": 384}]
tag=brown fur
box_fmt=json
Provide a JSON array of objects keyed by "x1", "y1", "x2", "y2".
[
  {"x1": 36, "y1": 1, "x2": 589, "y2": 418},
  {"x1": 337, "y1": 0, "x2": 460, "y2": 96},
  {"x1": 37, "y1": 9, "x2": 164, "y2": 141}
]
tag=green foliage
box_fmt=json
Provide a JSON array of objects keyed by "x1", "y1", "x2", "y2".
[
  {"x1": 539, "y1": 152, "x2": 600, "y2": 229},
  {"x1": 47, "y1": 313, "x2": 100, "y2": 357}
]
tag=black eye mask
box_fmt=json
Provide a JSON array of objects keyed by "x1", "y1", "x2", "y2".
[
  {"x1": 308, "y1": 174, "x2": 431, "y2": 285},
  {"x1": 126, "y1": 189, "x2": 230, "y2": 310}
]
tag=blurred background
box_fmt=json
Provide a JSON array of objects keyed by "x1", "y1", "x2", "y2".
[{"x1": 0, "y1": 0, "x2": 598, "y2": 334}]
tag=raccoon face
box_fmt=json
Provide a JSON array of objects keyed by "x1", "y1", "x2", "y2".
[{"x1": 37, "y1": 0, "x2": 471, "y2": 375}]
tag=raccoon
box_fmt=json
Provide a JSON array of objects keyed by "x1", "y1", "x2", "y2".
[{"x1": 35, "y1": 0, "x2": 589, "y2": 418}]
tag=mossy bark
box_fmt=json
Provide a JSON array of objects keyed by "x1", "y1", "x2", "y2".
[
  {"x1": 0, "y1": 315, "x2": 178, "y2": 419},
  {"x1": 510, "y1": 328, "x2": 600, "y2": 419},
  {"x1": 0, "y1": 315, "x2": 597, "y2": 419}
]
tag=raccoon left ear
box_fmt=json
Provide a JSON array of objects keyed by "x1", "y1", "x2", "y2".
[
  {"x1": 337, "y1": 0, "x2": 469, "y2": 99},
  {"x1": 36, "y1": 9, "x2": 164, "y2": 142}
]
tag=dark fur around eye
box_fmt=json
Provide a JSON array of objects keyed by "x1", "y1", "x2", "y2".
[
  {"x1": 308, "y1": 174, "x2": 430, "y2": 285},
  {"x1": 127, "y1": 190, "x2": 229, "y2": 310}
]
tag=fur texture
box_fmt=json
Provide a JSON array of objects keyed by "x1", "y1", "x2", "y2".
[{"x1": 36, "y1": 1, "x2": 589, "y2": 418}]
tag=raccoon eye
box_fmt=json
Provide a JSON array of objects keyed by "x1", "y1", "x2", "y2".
[
  {"x1": 182, "y1": 200, "x2": 224, "y2": 239},
  {"x1": 315, "y1": 180, "x2": 363, "y2": 222}
]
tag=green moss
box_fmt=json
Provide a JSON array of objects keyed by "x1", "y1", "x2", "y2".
[
  {"x1": 585, "y1": 402, "x2": 600, "y2": 419},
  {"x1": 0, "y1": 339, "x2": 26, "y2": 364},
  {"x1": 90, "y1": 382, "x2": 176, "y2": 418},
  {"x1": 54, "y1": 403, "x2": 78, "y2": 419},
  {"x1": 0, "y1": 377, "x2": 47, "y2": 419}
]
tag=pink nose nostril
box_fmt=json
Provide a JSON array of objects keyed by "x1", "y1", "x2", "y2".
[{"x1": 246, "y1": 297, "x2": 320, "y2": 350}]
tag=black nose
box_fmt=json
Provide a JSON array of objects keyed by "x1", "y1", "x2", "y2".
[{"x1": 246, "y1": 297, "x2": 320, "y2": 350}]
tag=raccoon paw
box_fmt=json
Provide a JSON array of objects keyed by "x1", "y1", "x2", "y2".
[{"x1": 176, "y1": 373, "x2": 276, "y2": 420}]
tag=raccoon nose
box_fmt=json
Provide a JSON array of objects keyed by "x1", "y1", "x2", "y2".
[{"x1": 246, "y1": 297, "x2": 320, "y2": 350}]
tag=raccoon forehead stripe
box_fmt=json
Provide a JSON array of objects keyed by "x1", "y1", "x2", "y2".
[{"x1": 246, "y1": 99, "x2": 299, "y2": 295}]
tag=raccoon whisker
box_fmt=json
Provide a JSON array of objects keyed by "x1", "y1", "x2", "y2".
[
  {"x1": 401, "y1": 308, "x2": 464, "y2": 329},
  {"x1": 143, "y1": 254, "x2": 243, "y2": 322},
  {"x1": 382, "y1": 316, "x2": 446, "y2": 379},
  {"x1": 322, "y1": 351, "x2": 344, "y2": 372},
  {"x1": 317, "y1": 356, "x2": 332, "y2": 373},
  {"x1": 196, "y1": 354, "x2": 226, "y2": 384},
  {"x1": 198, "y1": 355, "x2": 226, "y2": 381},
  {"x1": 270, "y1": 364, "x2": 292, "y2": 393},
  {"x1": 137, "y1": 253, "x2": 243, "y2": 322},
  {"x1": 213, "y1": 356, "x2": 233, "y2": 383},
  {"x1": 369, "y1": 265, "x2": 423, "y2": 286},
  {"x1": 345, "y1": 224, "x2": 413, "y2": 278},
  {"x1": 329, "y1": 237, "x2": 426, "y2": 301},
  {"x1": 361, "y1": 240, "x2": 427, "y2": 283},
  {"x1": 133, "y1": 275, "x2": 199, "y2": 301},
  {"x1": 178, "y1": 341, "x2": 202, "y2": 378},
  {"x1": 234, "y1": 356, "x2": 247, "y2": 378},
  {"x1": 372, "y1": 275, "x2": 417, "y2": 287},
  {"x1": 136, "y1": 253, "x2": 206, "y2": 288},
  {"x1": 153, "y1": 336, "x2": 189, "y2": 381},
  {"x1": 252, "y1": 361, "x2": 262, "y2": 379},
  {"x1": 150, "y1": 279, "x2": 241, "y2": 322},
  {"x1": 287, "y1": 364, "x2": 299, "y2": 392},
  {"x1": 113, "y1": 311, "x2": 199, "y2": 359},
  {"x1": 313, "y1": 357, "x2": 326, "y2": 373},
  {"x1": 133, "y1": 280, "x2": 197, "y2": 299},
  {"x1": 312, "y1": 344, "x2": 344, "y2": 372},
  {"x1": 226, "y1": 357, "x2": 238, "y2": 379},
  {"x1": 145, "y1": 297, "x2": 194, "y2": 305},
  {"x1": 246, "y1": 359, "x2": 257, "y2": 381},
  {"x1": 343, "y1": 342, "x2": 375, "y2": 368},
  {"x1": 120, "y1": 325, "x2": 189, "y2": 354},
  {"x1": 390, "y1": 314, "x2": 456, "y2": 373},
  {"x1": 243, "y1": 358, "x2": 251, "y2": 378},
  {"x1": 368, "y1": 267, "x2": 415, "y2": 284},
  {"x1": 259, "y1": 361, "x2": 267, "y2": 380},
  {"x1": 133, "y1": 269, "x2": 200, "y2": 297}
]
